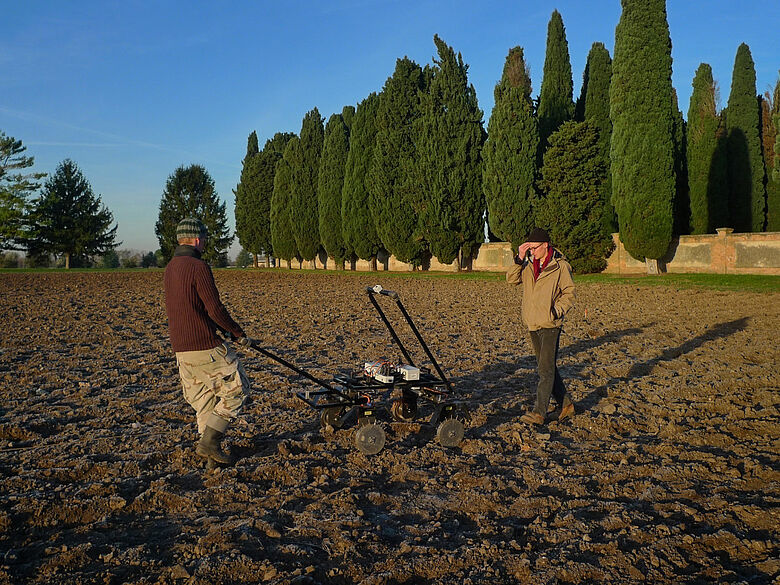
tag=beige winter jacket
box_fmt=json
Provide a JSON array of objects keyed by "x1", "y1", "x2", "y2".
[{"x1": 506, "y1": 249, "x2": 575, "y2": 331}]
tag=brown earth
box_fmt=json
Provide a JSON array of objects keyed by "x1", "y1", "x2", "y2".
[{"x1": 0, "y1": 270, "x2": 778, "y2": 585}]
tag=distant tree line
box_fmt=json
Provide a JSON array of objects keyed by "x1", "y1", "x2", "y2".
[{"x1": 231, "y1": 8, "x2": 780, "y2": 274}]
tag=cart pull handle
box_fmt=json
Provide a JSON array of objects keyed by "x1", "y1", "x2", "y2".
[{"x1": 366, "y1": 284, "x2": 399, "y2": 299}]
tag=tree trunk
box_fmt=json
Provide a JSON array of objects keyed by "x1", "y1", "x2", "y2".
[
  {"x1": 645, "y1": 258, "x2": 660, "y2": 275},
  {"x1": 338, "y1": 259, "x2": 345, "y2": 271},
  {"x1": 65, "y1": 253, "x2": 70, "y2": 270},
  {"x1": 286, "y1": 259, "x2": 291, "y2": 269},
  {"x1": 370, "y1": 257, "x2": 377, "y2": 271},
  {"x1": 253, "y1": 253, "x2": 258, "y2": 268}
]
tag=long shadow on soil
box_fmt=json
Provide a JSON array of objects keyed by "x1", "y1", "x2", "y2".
[
  {"x1": 454, "y1": 326, "x2": 646, "y2": 437},
  {"x1": 577, "y1": 317, "x2": 750, "y2": 413}
]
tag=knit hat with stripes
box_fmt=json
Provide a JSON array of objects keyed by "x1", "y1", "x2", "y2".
[{"x1": 176, "y1": 218, "x2": 207, "y2": 240}]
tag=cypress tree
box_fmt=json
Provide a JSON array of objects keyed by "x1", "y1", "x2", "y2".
[
  {"x1": 537, "y1": 10, "x2": 575, "y2": 160},
  {"x1": 416, "y1": 35, "x2": 485, "y2": 266},
  {"x1": 318, "y1": 113, "x2": 350, "y2": 267},
  {"x1": 342, "y1": 93, "x2": 382, "y2": 268},
  {"x1": 761, "y1": 80, "x2": 780, "y2": 231},
  {"x1": 537, "y1": 121, "x2": 615, "y2": 273},
  {"x1": 577, "y1": 42, "x2": 615, "y2": 234},
  {"x1": 256, "y1": 132, "x2": 295, "y2": 266},
  {"x1": 610, "y1": 0, "x2": 676, "y2": 269},
  {"x1": 671, "y1": 90, "x2": 690, "y2": 235},
  {"x1": 482, "y1": 47, "x2": 539, "y2": 248},
  {"x1": 341, "y1": 105, "x2": 356, "y2": 133},
  {"x1": 270, "y1": 137, "x2": 300, "y2": 267},
  {"x1": 370, "y1": 57, "x2": 427, "y2": 265},
  {"x1": 233, "y1": 131, "x2": 261, "y2": 265},
  {"x1": 290, "y1": 108, "x2": 324, "y2": 262},
  {"x1": 775, "y1": 76, "x2": 780, "y2": 183},
  {"x1": 726, "y1": 43, "x2": 766, "y2": 232},
  {"x1": 687, "y1": 64, "x2": 728, "y2": 233}
]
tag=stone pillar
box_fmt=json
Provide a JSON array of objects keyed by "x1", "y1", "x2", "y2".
[{"x1": 715, "y1": 228, "x2": 734, "y2": 274}]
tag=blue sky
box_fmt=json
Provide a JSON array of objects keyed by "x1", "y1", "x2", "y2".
[{"x1": 2, "y1": 1, "x2": 777, "y2": 255}]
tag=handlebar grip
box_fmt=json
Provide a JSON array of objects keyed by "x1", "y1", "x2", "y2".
[{"x1": 366, "y1": 285, "x2": 399, "y2": 299}]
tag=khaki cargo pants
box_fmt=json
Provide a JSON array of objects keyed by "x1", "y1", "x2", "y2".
[{"x1": 175, "y1": 342, "x2": 250, "y2": 435}]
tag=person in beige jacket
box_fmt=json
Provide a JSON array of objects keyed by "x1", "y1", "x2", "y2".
[{"x1": 507, "y1": 228, "x2": 576, "y2": 425}]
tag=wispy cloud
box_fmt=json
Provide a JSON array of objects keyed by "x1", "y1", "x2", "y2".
[{"x1": 0, "y1": 105, "x2": 239, "y2": 170}]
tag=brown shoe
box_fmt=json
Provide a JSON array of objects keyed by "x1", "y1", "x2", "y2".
[
  {"x1": 558, "y1": 402, "x2": 575, "y2": 421},
  {"x1": 520, "y1": 411, "x2": 545, "y2": 425}
]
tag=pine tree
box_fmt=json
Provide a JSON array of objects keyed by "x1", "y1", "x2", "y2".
[
  {"x1": 290, "y1": 108, "x2": 324, "y2": 262},
  {"x1": 416, "y1": 35, "x2": 485, "y2": 266},
  {"x1": 318, "y1": 113, "x2": 350, "y2": 267},
  {"x1": 726, "y1": 43, "x2": 766, "y2": 232},
  {"x1": 687, "y1": 64, "x2": 728, "y2": 233},
  {"x1": 370, "y1": 57, "x2": 427, "y2": 265},
  {"x1": 155, "y1": 164, "x2": 232, "y2": 266},
  {"x1": 270, "y1": 137, "x2": 300, "y2": 267},
  {"x1": 761, "y1": 79, "x2": 780, "y2": 231},
  {"x1": 0, "y1": 131, "x2": 46, "y2": 250},
  {"x1": 610, "y1": 0, "x2": 676, "y2": 269},
  {"x1": 233, "y1": 131, "x2": 261, "y2": 265},
  {"x1": 576, "y1": 42, "x2": 615, "y2": 233},
  {"x1": 26, "y1": 159, "x2": 118, "y2": 269},
  {"x1": 537, "y1": 121, "x2": 614, "y2": 273},
  {"x1": 482, "y1": 47, "x2": 539, "y2": 248},
  {"x1": 342, "y1": 93, "x2": 382, "y2": 268},
  {"x1": 537, "y1": 10, "x2": 575, "y2": 161}
]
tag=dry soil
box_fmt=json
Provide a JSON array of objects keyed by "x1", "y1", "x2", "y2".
[{"x1": 0, "y1": 270, "x2": 778, "y2": 584}]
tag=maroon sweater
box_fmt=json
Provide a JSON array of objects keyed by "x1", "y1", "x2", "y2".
[{"x1": 163, "y1": 246, "x2": 244, "y2": 352}]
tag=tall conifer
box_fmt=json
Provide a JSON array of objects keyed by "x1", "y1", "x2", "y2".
[
  {"x1": 610, "y1": 0, "x2": 676, "y2": 268},
  {"x1": 234, "y1": 131, "x2": 262, "y2": 265},
  {"x1": 537, "y1": 10, "x2": 575, "y2": 160},
  {"x1": 318, "y1": 113, "x2": 350, "y2": 266},
  {"x1": 577, "y1": 42, "x2": 615, "y2": 233},
  {"x1": 687, "y1": 64, "x2": 728, "y2": 233},
  {"x1": 342, "y1": 93, "x2": 382, "y2": 267},
  {"x1": 256, "y1": 133, "x2": 295, "y2": 266},
  {"x1": 290, "y1": 108, "x2": 324, "y2": 261},
  {"x1": 370, "y1": 58, "x2": 426, "y2": 265},
  {"x1": 416, "y1": 35, "x2": 485, "y2": 265},
  {"x1": 482, "y1": 47, "x2": 539, "y2": 248},
  {"x1": 342, "y1": 105, "x2": 356, "y2": 133},
  {"x1": 537, "y1": 121, "x2": 614, "y2": 273},
  {"x1": 671, "y1": 90, "x2": 690, "y2": 235},
  {"x1": 726, "y1": 43, "x2": 766, "y2": 232},
  {"x1": 760, "y1": 80, "x2": 779, "y2": 231},
  {"x1": 270, "y1": 137, "x2": 300, "y2": 266}
]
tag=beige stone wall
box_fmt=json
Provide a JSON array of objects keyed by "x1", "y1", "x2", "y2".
[
  {"x1": 603, "y1": 229, "x2": 780, "y2": 275},
  {"x1": 274, "y1": 230, "x2": 780, "y2": 275}
]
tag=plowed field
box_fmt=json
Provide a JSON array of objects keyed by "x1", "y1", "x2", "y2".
[{"x1": 0, "y1": 270, "x2": 778, "y2": 584}]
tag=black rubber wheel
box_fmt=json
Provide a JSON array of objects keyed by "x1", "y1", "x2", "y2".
[
  {"x1": 390, "y1": 399, "x2": 418, "y2": 422},
  {"x1": 320, "y1": 406, "x2": 346, "y2": 429},
  {"x1": 436, "y1": 418, "x2": 465, "y2": 447},
  {"x1": 354, "y1": 423, "x2": 386, "y2": 455}
]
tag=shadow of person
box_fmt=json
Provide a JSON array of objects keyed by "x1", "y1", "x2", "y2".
[
  {"x1": 626, "y1": 317, "x2": 749, "y2": 379},
  {"x1": 578, "y1": 317, "x2": 750, "y2": 414}
]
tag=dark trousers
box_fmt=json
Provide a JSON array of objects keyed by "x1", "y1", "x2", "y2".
[{"x1": 529, "y1": 327, "x2": 571, "y2": 416}]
